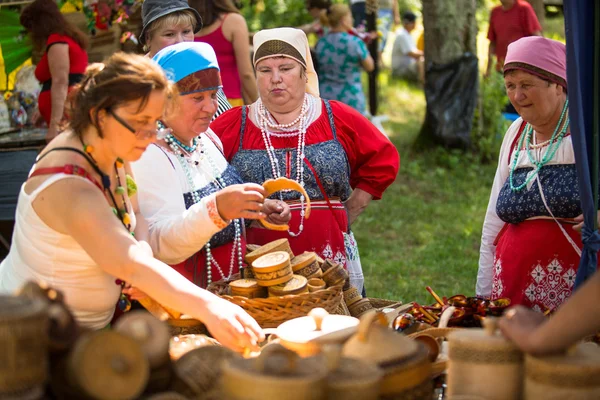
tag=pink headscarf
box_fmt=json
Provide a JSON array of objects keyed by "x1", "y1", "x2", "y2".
[{"x1": 503, "y1": 36, "x2": 567, "y2": 89}]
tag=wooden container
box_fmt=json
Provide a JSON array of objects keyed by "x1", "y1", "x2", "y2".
[
  {"x1": 327, "y1": 357, "x2": 383, "y2": 400},
  {"x1": 230, "y1": 279, "x2": 267, "y2": 298},
  {"x1": 447, "y1": 319, "x2": 524, "y2": 400},
  {"x1": 268, "y1": 275, "x2": 308, "y2": 297},
  {"x1": 342, "y1": 311, "x2": 432, "y2": 398},
  {"x1": 322, "y1": 262, "x2": 349, "y2": 287},
  {"x1": 113, "y1": 310, "x2": 171, "y2": 369},
  {"x1": 245, "y1": 239, "x2": 294, "y2": 265},
  {"x1": 252, "y1": 251, "x2": 294, "y2": 287},
  {"x1": 348, "y1": 297, "x2": 374, "y2": 318},
  {"x1": 221, "y1": 344, "x2": 327, "y2": 400},
  {"x1": 169, "y1": 334, "x2": 221, "y2": 361},
  {"x1": 308, "y1": 278, "x2": 327, "y2": 292},
  {"x1": 291, "y1": 252, "x2": 322, "y2": 278},
  {"x1": 307, "y1": 268, "x2": 324, "y2": 279},
  {"x1": 343, "y1": 286, "x2": 363, "y2": 307},
  {"x1": 0, "y1": 295, "x2": 48, "y2": 395},
  {"x1": 166, "y1": 316, "x2": 207, "y2": 336},
  {"x1": 67, "y1": 331, "x2": 149, "y2": 400},
  {"x1": 172, "y1": 346, "x2": 238, "y2": 399},
  {"x1": 524, "y1": 342, "x2": 600, "y2": 399},
  {"x1": 265, "y1": 308, "x2": 359, "y2": 357}
]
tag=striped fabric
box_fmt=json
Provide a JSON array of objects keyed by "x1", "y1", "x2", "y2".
[{"x1": 214, "y1": 88, "x2": 232, "y2": 121}]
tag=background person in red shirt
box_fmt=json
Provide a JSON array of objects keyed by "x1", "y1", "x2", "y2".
[{"x1": 485, "y1": 0, "x2": 542, "y2": 77}]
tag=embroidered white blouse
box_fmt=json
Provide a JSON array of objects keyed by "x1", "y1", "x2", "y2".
[{"x1": 131, "y1": 129, "x2": 230, "y2": 265}]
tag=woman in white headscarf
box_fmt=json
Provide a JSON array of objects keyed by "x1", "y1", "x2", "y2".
[{"x1": 210, "y1": 28, "x2": 399, "y2": 293}]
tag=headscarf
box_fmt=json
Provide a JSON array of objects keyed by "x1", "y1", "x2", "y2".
[
  {"x1": 504, "y1": 36, "x2": 567, "y2": 89},
  {"x1": 152, "y1": 42, "x2": 222, "y2": 95},
  {"x1": 253, "y1": 27, "x2": 320, "y2": 97}
]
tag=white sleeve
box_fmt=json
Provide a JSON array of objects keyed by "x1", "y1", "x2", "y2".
[
  {"x1": 131, "y1": 145, "x2": 229, "y2": 265},
  {"x1": 476, "y1": 119, "x2": 523, "y2": 297},
  {"x1": 395, "y1": 31, "x2": 416, "y2": 55}
]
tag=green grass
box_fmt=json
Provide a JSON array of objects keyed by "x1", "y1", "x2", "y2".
[{"x1": 356, "y1": 76, "x2": 497, "y2": 305}]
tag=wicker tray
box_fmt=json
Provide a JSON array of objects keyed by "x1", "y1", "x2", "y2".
[{"x1": 207, "y1": 274, "x2": 343, "y2": 328}]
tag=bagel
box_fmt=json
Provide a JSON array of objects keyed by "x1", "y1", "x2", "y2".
[{"x1": 261, "y1": 177, "x2": 311, "y2": 231}]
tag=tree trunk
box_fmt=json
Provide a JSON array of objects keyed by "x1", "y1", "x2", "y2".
[
  {"x1": 525, "y1": 0, "x2": 545, "y2": 28},
  {"x1": 417, "y1": 0, "x2": 478, "y2": 148},
  {"x1": 421, "y1": 0, "x2": 477, "y2": 65}
]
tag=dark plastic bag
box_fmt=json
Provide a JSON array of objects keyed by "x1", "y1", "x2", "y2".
[{"x1": 421, "y1": 53, "x2": 479, "y2": 148}]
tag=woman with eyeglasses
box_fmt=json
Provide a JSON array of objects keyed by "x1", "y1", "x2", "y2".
[
  {"x1": 0, "y1": 53, "x2": 264, "y2": 351},
  {"x1": 131, "y1": 42, "x2": 290, "y2": 291}
]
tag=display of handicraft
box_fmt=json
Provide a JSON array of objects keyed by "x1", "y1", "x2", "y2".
[{"x1": 393, "y1": 286, "x2": 512, "y2": 332}]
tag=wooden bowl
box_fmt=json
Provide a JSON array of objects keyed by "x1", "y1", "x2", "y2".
[{"x1": 251, "y1": 251, "x2": 293, "y2": 287}]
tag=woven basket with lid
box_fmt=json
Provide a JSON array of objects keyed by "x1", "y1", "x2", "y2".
[
  {"x1": 447, "y1": 319, "x2": 524, "y2": 400},
  {"x1": 0, "y1": 295, "x2": 48, "y2": 396},
  {"x1": 524, "y1": 342, "x2": 600, "y2": 399}
]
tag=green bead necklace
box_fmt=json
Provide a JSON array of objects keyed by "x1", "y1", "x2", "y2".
[{"x1": 509, "y1": 100, "x2": 569, "y2": 192}]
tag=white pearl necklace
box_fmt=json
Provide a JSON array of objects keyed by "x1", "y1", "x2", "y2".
[
  {"x1": 165, "y1": 133, "x2": 242, "y2": 284},
  {"x1": 255, "y1": 94, "x2": 316, "y2": 237}
]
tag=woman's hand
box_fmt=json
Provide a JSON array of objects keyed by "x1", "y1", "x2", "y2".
[
  {"x1": 260, "y1": 199, "x2": 291, "y2": 226},
  {"x1": 121, "y1": 284, "x2": 148, "y2": 301},
  {"x1": 215, "y1": 183, "x2": 267, "y2": 221},
  {"x1": 572, "y1": 213, "x2": 600, "y2": 232},
  {"x1": 345, "y1": 188, "x2": 374, "y2": 227},
  {"x1": 201, "y1": 297, "x2": 265, "y2": 352},
  {"x1": 498, "y1": 305, "x2": 547, "y2": 355}
]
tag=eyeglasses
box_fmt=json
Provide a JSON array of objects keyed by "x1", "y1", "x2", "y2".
[{"x1": 106, "y1": 108, "x2": 170, "y2": 139}]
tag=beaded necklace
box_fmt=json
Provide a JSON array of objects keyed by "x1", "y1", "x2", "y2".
[
  {"x1": 81, "y1": 141, "x2": 135, "y2": 312},
  {"x1": 255, "y1": 94, "x2": 316, "y2": 237},
  {"x1": 165, "y1": 132, "x2": 242, "y2": 284},
  {"x1": 509, "y1": 100, "x2": 570, "y2": 192}
]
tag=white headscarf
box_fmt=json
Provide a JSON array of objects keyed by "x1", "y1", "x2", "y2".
[{"x1": 253, "y1": 27, "x2": 320, "y2": 97}]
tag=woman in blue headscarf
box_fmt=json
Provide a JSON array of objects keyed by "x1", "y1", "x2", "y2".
[{"x1": 132, "y1": 42, "x2": 290, "y2": 290}]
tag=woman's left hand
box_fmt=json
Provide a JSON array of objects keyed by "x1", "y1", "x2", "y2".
[{"x1": 261, "y1": 200, "x2": 291, "y2": 226}]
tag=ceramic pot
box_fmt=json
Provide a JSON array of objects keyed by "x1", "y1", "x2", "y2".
[{"x1": 252, "y1": 251, "x2": 294, "y2": 287}]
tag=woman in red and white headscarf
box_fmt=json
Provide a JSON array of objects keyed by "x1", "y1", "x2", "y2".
[
  {"x1": 478, "y1": 37, "x2": 598, "y2": 312},
  {"x1": 210, "y1": 28, "x2": 399, "y2": 293}
]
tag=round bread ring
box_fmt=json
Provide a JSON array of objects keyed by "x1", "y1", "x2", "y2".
[{"x1": 261, "y1": 177, "x2": 311, "y2": 231}]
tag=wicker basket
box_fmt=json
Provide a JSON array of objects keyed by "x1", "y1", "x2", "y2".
[
  {"x1": 207, "y1": 275, "x2": 343, "y2": 328},
  {"x1": 368, "y1": 297, "x2": 403, "y2": 310}
]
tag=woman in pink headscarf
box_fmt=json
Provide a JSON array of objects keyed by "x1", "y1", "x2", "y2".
[{"x1": 477, "y1": 37, "x2": 595, "y2": 313}]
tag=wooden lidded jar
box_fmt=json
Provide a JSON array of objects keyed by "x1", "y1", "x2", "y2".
[
  {"x1": 291, "y1": 252, "x2": 322, "y2": 278},
  {"x1": 229, "y1": 278, "x2": 267, "y2": 298},
  {"x1": 221, "y1": 343, "x2": 328, "y2": 400},
  {"x1": 342, "y1": 310, "x2": 433, "y2": 399},
  {"x1": 0, "y1": 295, "x2": 48, "y2": 396},
  {"x1": 245, "y1": 238, "x2": 294, "y2": 265},
  {"x1": 67, "y1": 331, "x2": 149, "y2": 400},
  {"x1": 524, "y1": 342, "x2": 600, "y2": 399},
  {"x1": 268, "y1": 275, "x2": 309, "y2": 297},
  {"x1": 447, "y1": 318, "x2": 524, "y2": 400},
  {"x1": 252, "y1": 251, "x2": 294, "y2": 287}
]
